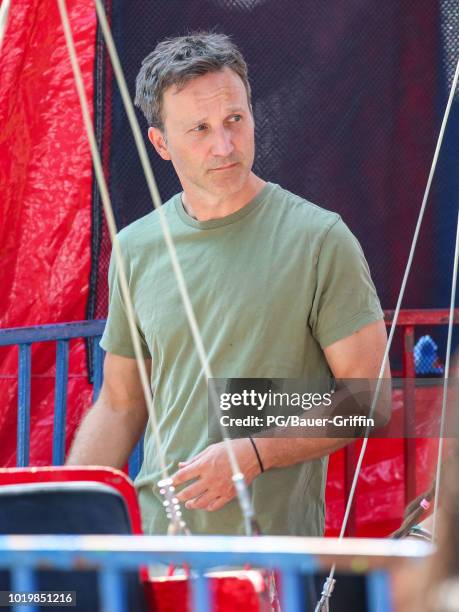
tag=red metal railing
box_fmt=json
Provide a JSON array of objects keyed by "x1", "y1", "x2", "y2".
[{"x1": 343, "y1": 308, "x2": 459, "y2": 536}]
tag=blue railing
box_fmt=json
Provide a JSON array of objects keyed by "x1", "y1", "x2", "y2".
[
  {"x1": 0, "y1": 321, "x2": 143, "y2": 478},
  {"x1": 0, "y1": 534, "x2": 429, "y2": 612}
]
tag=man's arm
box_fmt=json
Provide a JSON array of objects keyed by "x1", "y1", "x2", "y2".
[
  {"x1": 172, "y1": 318, "x2": 391, "y2": 511},
  {"x1": 66, "y1": 352, "x2": 150, "y2": 468},
  {"x1": 254, "y1": 318, "x2": 391, "y2": 470}
]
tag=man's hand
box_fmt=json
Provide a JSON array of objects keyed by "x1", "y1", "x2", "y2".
[
  {"x1": 172, "y1": 438, "x2": 260, "y2": 512},
  {"x1": 172, "y1": 320, "x2": 391, "y2": 513}
]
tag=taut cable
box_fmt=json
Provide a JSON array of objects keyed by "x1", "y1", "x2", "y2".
[
  {"x1": 432, "y1": 207, "x2": 459, "y2": 542},
  {"x1": 56, "y1": 0, "x2": 188, "y2": 535},
  {"x1": 316, "y1": 57, "x2": 459, "y2": 611},
  {"x1": 93, "y1": 0, "x2": 260, "y2": 536}
]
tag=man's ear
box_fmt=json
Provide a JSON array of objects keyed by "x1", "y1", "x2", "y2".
[{"x1": 148, "y1": 127, "x2": 171, "y2": 160}]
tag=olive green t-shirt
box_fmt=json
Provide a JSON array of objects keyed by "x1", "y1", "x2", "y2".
[{"x1": 100, "y1": 182, "x2": 383, "y2": 536}]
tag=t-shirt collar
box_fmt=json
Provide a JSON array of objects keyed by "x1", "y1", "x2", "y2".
[{"x1": 174, "y1": 182, "x2": 274, "y2": 230}]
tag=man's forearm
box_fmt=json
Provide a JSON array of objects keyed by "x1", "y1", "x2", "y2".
[
  {"x1": 252, "y1": 376, "x2": 392, "y2": 471},
  {"x1": 254, "y1": 436, "x2": 350, "y2": 471},
  {"x1": 66, "y1": 397, "x2": 147, "y2": 469}
]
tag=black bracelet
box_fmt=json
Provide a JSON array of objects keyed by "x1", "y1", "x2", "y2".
[{"x1": 248, "y1": 437, "x2": 264, "y2": 474}]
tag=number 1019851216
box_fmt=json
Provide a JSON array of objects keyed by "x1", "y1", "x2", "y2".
[{"x1": 0, "y1": 591, "x2": 76, "y2": 607}]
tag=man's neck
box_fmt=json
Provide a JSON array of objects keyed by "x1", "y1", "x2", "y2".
[{"x1": 181, "y1": 174, "x2": 267, "y2": 221}]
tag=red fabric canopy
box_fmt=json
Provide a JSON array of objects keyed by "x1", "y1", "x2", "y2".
[{"x1": 0, "y1": 0, "x2": 96, "y2": 465}]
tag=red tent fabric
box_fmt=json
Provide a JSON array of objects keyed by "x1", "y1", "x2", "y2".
[{"x1": 0, "y1": 0, "x2": 96, "y2": 465}]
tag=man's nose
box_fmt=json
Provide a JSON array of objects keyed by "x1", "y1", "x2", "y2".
[{"x1": 210, "y1": 126, "x2": 234, "y2": 157}]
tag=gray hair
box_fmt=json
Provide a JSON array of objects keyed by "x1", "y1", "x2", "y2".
[{"x1": 134, "y1": 31, "x2": 252, "y2": 130}]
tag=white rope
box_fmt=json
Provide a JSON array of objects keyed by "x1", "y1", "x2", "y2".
[
  {"x1": 432, "y1": 208, "x2": 459, "y2": 542},
  {"x1": 56, "y1": 0, "x2": 187, "y2": 535},
  {"x1": 0, "y1": 0, "x2": 12, "y2": 54},
  {"x1": 316, "y1": 56, "x2": 459, "y2": 610},
  {"x1": 93, "y1": 0, "x2": 258, "y2": 535}
]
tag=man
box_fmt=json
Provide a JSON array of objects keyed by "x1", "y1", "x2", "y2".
[{"x1": 67, "y1": 32, "x2": 390, "y2": 537}]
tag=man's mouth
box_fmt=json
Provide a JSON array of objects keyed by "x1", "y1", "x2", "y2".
[{"x1": 210, "y1": 162, "x2": 238, "y2": 171}]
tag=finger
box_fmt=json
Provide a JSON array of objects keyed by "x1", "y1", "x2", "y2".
[
  {"x1": 171, "y1": 463, "x2": 201, "y2": 487},
  {"x1": 206, "y1": 497, "x2": 226, "y2": 512},
  {"x1": 186, "y1": 490, "x2": 219, "y2": 510},
  {"x1": 178, "y1": 458, "x2": 196, "y2": 467},
  {"x1": 176, "y1": 480, "x2": 207, "y2": 504}
]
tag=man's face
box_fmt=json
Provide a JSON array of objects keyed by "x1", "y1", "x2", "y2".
[{"x1": 149, "y1": 67, "x2": 255, "y2": 199}]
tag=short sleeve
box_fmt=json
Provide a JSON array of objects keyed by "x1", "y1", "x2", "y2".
[
  {"x1": 99, "y1": 240, "x2": 151, "y2": 359},
  {"x1": 309, "y1": 217, "x2": 384, "y2": 349}
]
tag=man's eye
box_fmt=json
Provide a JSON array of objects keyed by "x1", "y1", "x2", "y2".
[
  {"x1": 192, "y1": 124, "x2": 207, "y2": 132},
  {"x1": 230, "y1": 114, "x2": 242, "y2": 122}
]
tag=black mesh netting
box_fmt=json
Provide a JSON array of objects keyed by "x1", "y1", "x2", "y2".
[{"x1": 87, "y1": 0, "x2": 459, "y2": 373}]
